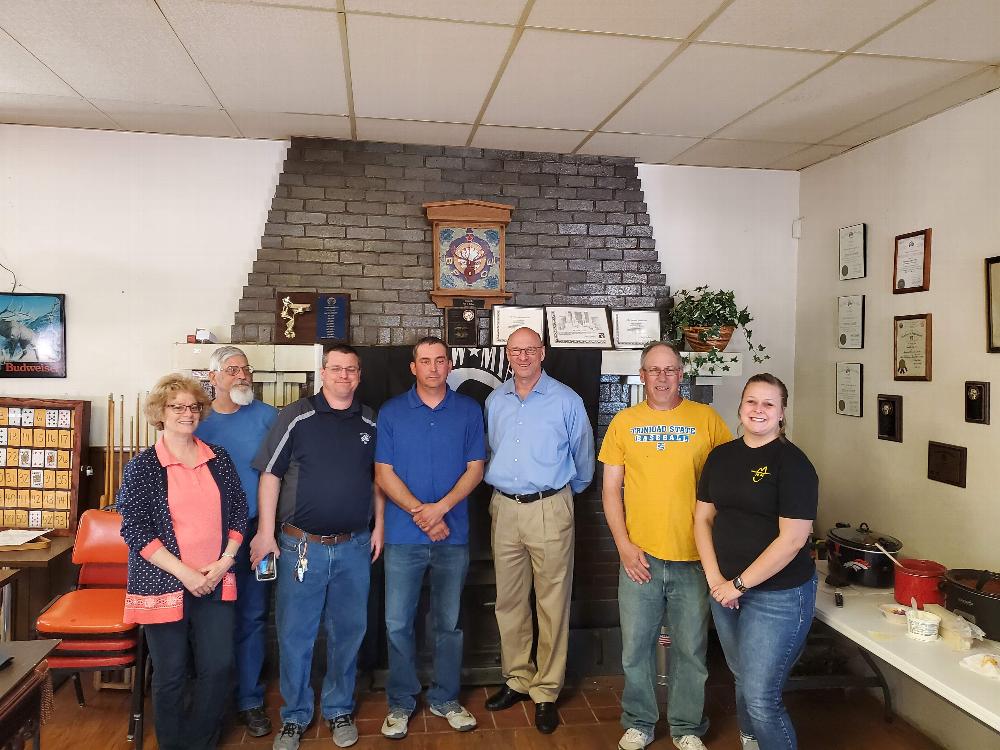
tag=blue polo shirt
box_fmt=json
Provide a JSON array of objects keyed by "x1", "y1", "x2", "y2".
[{"x1": 375, "y1": 385, "x2": 486, "y2": 545}]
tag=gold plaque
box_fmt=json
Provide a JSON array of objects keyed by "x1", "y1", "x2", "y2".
[
  {"x1": 4, "y1": 489, "x2": 15, "y2": 504},
  {"x1": 43, "y1": 491, "x2": 56, "y2": 508},
  {"x1": 17, "y1": 490, "x2": 29, "y2": 507},
  {"x1": 54, "y1": 471, "x2": 67, "y2": 489},
  {"x1": 57, "y1": 451, "x2": 69, "y2": 469},
  {"x1": 55, "y1": 491, "x2": 70, "y2": 509},
  {"x1": 29, "y1": 490, "x2": 42, "y2": 508},
  {"x1": 41, "y1": 511, "x2": 53, "y2": 528},
  {"x1": 45, "y1": 430, "x2": 58, "y2": 448},
  {"x1": 59, "y1": 430, "x2": 71, "y2": 449},
  {"x1": 0, "y1": 409, "x2": 6, "y2": 425},
  {"x1": 32, "y1": 429, "x2": 44, "y2": 447},
  {"x1": 7, "y1": 428, "x2": 19, "y2": 447},
  {"x1": 4, "y1": 469, "x2": 16, "y2": 486},
  {"x1": 14, "y1": 510, "x2": 27, "y2": 527},
  {"x1": 2, "y1": 510, "x2": 14, "y2": 526},
  {"x1": 54, "y1": 512, "x2": 68, "y2": 529},
  {"x1": 17, "y1": 469, "x2": 29, "y2": 487}
]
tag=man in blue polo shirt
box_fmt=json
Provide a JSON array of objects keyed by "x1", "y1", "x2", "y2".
[
  {"x1": 374, "y1": 336, "x2": 486, "y2": 740},
  {"x1": 251, "y1": 344, "x2": 385, "y2": 750}
]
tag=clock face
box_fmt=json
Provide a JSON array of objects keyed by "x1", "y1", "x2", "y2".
[{"x1": 438, "y1": 226, "x2": 501, "y2": 290}]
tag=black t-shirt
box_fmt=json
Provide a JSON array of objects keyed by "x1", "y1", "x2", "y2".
[{"x1": 697, "y1": 437, "x2": 817, "y2": 590}]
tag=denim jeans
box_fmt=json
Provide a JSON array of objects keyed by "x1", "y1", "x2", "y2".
[
  {"x1": 384, "y1": 543, "x2": 469, "y2": 712},
  {"x1": 710, "y1": 574, "x2": 818, "y2": 750},
  {"x1": 144, "y1": 593, "x2": 234, "y2": 750},
  {"x1": 275, "y1": 529, "x2": 371, "y2": 726},
  {"x1": 234, "y1": 517, "x2": 272, "y2": 711},
  {"x1": 618, "y1": 556, "x2": 709, "y2": 738}
]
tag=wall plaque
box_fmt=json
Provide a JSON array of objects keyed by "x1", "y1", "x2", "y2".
[
  {"x1": 877, "y1": 394, "x2": 902, "y2": 442},
  {"x1": 964, "y1": 381, "x2": 989, "y2": 425},
  {"x1": 274, "y1": 292, "x2": 350, "y2": 344},
  {"x1": 927, "y1": 441, "x2": 966, "y2": 488}
]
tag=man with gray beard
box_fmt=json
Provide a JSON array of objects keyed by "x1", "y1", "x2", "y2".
[{"x1": 196, "y1": 346, "x2": 278, "y2": 737}]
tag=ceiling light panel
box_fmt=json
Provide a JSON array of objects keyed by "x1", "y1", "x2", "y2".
[
  {"x1": 485, "y1": 29, "x2": 676, "y2": 130},
  {"x1": 527, "y1": 0, "x2": 714, "y2": 38},
  {"x1": 349, "y1": 14, "x2": 513, "y2": 122}
]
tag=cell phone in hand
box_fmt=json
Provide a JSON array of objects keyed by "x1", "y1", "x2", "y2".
[{"x1": 255, "y1": 553, "x2": 276, "y2": 581}]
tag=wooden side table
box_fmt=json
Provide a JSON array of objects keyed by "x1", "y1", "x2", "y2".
[
  {"x1": 0, "y1": 539, "x2": 75, "y2": 641},
  {"x1": 0, "y1": 639, "x2": 60, "y2": 749}
]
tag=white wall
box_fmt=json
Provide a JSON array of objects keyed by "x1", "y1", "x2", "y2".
[
  {"x1": 0, "y1": 125, "x2": 287, "y2": 444},
  {"x1": 796, "y1": 89, "x2": 1000, "y2": 748},
  {"x1": 639, "y1": 165, "x2": 800, "y2": 434}
]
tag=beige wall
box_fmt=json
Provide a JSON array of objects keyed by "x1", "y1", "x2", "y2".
[{"x1": 795, "y1": 88, "x2": 1000, "y2": 747}]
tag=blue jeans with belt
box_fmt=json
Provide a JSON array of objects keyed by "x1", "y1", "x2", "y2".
[
  {"x1": 233, "y1": 517, "x2": 271, "y2": 712},
  {"x1": 384, "y1": 543, "x2": 469, "y2": 713},
  {"x1": 275, "y1": 529, "x2": 371, "y2": 727},
  {"x1": 710, "y1": 574, "x2": 818, "y2": 750}
]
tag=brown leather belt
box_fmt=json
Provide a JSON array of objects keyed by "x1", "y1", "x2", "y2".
[
  {"x1": 497, "y1": 487, "x2": 562, "y2": 504},
  {"x1": 281, "y1": 522, "x2": 353, "y2": 546}
]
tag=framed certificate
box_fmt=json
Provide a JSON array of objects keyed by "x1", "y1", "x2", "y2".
[
  {"x1": 877, "y1": 394, "x2": 902, "y2": 442},
  {"x1": 893, "y1": 228, "x2": 931, "y2": 294},
  {"x1": 491, "y1": 305, "x2": 544, "y2": 346},
  {"x1": 985, "y1": 256, "x2": 1000, "y2": 351},
  {"x1": 893, "y1": 314, "x2": 931, "y2": 381},
  {"x1": 837, "y1": 295, "x2": 864, "y2": 349},
  {"x1": 835, "y1": 363, "x2": 863, "y2": 417},
  {"x1": 611, "y1": 309, "x2": 661, "y2": 349},
  {"x1": 544, "y1": 306, "x2": 612, "y2": 349},
  {"x1": 839, "y1": 223, "x2": 866, "y2": 280}
]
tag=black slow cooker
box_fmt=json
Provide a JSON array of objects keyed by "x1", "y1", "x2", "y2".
[
  {"x1": 944, "y1": 569, "x2": 1000, "y2": 641},
  {"x1": 826, "y1": 522, "x2": 902, "y2": 588}
]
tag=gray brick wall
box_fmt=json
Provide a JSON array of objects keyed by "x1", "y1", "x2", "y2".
[{"x1": 233, "y1": 138, "x2": 668, "y2": 345}]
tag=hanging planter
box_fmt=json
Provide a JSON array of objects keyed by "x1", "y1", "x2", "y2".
[{"x1": 682, "y1": 325, "x2": 736, "y2": 352}]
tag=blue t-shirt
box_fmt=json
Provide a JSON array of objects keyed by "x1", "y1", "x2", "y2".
[
  {"x1": 195, "y1": 399, "x2": 277, "y2": 519},
  {"x1": 375, "y1": 386, "x2": 486, "y2": 545}
]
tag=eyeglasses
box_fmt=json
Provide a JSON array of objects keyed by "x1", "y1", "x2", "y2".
[
  {"x1": 165, "y1": 403, "x2": 203, "y2": 414},
  {"x1": 220, "y1": 365, "x2": 254, "y2": 376},
  {"x1": 508, "y1": 347, "x2": 541, "y2": 357},
  {"x1": 324, "y1": 366, "x2": 360, "y2": 375},
  {"x1": 643, "y1": 366, "x2": 683, "y2": 377}
]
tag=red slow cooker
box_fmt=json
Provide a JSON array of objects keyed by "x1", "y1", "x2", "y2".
[{"x1": 894, "y1": 558, "x2": 946, "y2": 608}]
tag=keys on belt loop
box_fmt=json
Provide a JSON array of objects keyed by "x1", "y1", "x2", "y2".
[{"x1": 295, "y1": 539, "x2": 309, "y2": 582}]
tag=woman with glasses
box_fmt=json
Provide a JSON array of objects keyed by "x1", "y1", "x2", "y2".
[
  {"x1": 693, "y1": 374, "x2": 818, "y2": 750},
  {"x1": 118, "y1": 373, "x2": 248, "y2": 750}
]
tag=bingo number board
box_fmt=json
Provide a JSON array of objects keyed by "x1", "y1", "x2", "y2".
[{"x1": 0, "y1": 398, "x2": 90, "y2": 535}]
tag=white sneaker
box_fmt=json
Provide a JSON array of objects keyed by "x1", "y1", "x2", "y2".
[
  {"x1": 429, "y1": 701, "x2": 477, "y2": 731},
  {"x1": 380, "y1": 708, "x2": 411, "y2": 740},
  {"x1": 740, "y1": 732, "x2": 760, "y2": 750},
  {"x1": 673, "y1": 736, "x2": 708, "y2": 750},
  {"x1": 619, "y1": 727, "x2": 653, "y2": 750}
]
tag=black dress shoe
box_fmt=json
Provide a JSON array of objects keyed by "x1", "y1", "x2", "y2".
[
  {"x1": 534, "y1": 702, "x2": 559, "y2": 734},
  {"x1": 237, "y1": 706, "x2": 272, "y2": 737},
  {"x1": 485, "y1": 685, "x2": 531, "y2": 711}
]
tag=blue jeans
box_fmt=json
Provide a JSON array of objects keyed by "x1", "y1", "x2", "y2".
[
  {"x1": 618, "y1": 556, "x2": 709, "y2": 738},
  {"x1": 384, "y1": 543, "x2": 469, "y2": 713},
  {"x1": 710, "y1": 574, "x2": 818, "y2": 750},
  {"x1": 275, "y1": 529, "x2": 371, "y2": 726},
  {"x1": 234, "y1": 517, "x2": 272, "y2": 711}
]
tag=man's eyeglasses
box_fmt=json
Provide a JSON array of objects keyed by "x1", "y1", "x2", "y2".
[
  {"x1": 220, "y1": 365, "x2": 254, "y2": 376},
  {"x1": 324, "y1": 366, "x2": 360, "y2": 375},
  {"x1": 165, "y1": 403, "x2": 204, "y2": 414},
  {"x1": 508, "y1": 347, "x2": 541, "y2": 357},
  {"x1": 643, "y1": 366, "x2": 683, "y2": 377}
]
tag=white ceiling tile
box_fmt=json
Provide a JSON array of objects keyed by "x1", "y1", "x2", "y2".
[
  {"x1": 471, "y1": 125, "x2": 586, "y2": 153},
  {"x1": 672, "y1": 138, "x2": 807, "y2": 168},
  {"x1": 527, "y1": 0, "x2": 713, "y2": 38},
  {"x1": 700, "y1": 0, "x2": 924, "y2": 52},
  {"x1": 578, "y1": 131, "x2": 701, "y2": 163},
  {"x1": 485, "y1": 29, "x2": 677, "y2": 130},
  {"x1": 229, "y1": 111, "x2": 351, "y2": 139},
  {"x1": 159, "y1": 0, "x2": 348, "y2": 114},
  {"x1": 355, "y1": 118, "x2": 471, "y2": 146},
  {"x1": 0, "y1": 30, "x2": 75, "y2": 97},
  {"x1": 823, "y1": 66, "x2": 1000, "y2": 146},
  {"x1": 345, "y1": 0, "x2": 525, "y2": 24},
  {"x1": 0, "y1": 0, "x2": 216, "y2": 106},
  {"x1": 859, "y1": 0, "x2": 1000, "y2": 63},
  {"x1": 349, "y1": 15, "x2": 512, "y2": 121},
  {"x1": 607, "y1": 43, "x2": 832, "y2": 137},
  {"x1": 92, "y1": 100, "x2": 240, "y2": 137},
  {"x1": 0, "y1": 93, "x2": 115, "y2": 129},
  {"x1": 765, "y1": 144, "x2": 848, "y2": 170},
  {"x1": 717, "y1": 55, "x2": 980, "y2": 143}
]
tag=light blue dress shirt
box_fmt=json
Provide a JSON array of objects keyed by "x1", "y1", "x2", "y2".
[{"x1": 484, "y1": 371, "x2": 595, "y2": 495}]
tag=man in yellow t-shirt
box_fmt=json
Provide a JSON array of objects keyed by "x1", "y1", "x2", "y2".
[{"x1": 599, "y1": 342, "x2": 731, "y2": 750}]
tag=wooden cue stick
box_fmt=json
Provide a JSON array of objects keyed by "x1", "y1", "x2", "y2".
[
  {"x1": 105, "y1": 393, "x2": 113, "y2": 506},
  {"x1": 134, "y1": 393, "x2": 139, "y2": 456},
  {"x1": 118, "y1": 394, "x2": 125, "y2": 491}
]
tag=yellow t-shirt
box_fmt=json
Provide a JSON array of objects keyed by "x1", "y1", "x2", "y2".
[{"x1": 598, "y1": 399, "x2": 732, "y2": 561}]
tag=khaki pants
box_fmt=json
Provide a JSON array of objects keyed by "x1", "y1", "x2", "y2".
[{"x1": 489, "y1": 486, "x2": 574, "y2": 703}]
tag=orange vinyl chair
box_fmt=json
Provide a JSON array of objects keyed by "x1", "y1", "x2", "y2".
[{"x1": 36, "y1": 508, "x2": 147, "y2": 749}]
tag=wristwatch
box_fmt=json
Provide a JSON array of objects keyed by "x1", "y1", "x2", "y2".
[{"x1": 733, "y1": 575, "x2": 748, "y2": 593}]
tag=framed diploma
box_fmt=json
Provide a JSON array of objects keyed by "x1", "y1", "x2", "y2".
[
  {"x1": 893, "y1": 228, "x2": 931, "y2": 294},
  {"x1": 837, "y1": 295, "x2": 864, "y2": 349},
  {"x1": 544, "y1": 306, "x2": 612, "y2": 349},
  {"x1": 839, "y1": 223, "x2": 866, "y2": 280},
  {"x1": 611, "y1": 309, "x2": 661, "y2": 349},
  {"x1": 964, "y1": 381, "x2": 989, "y2": 425},
  {"x1": 877, "y1": 394, "x2": 902, "y2": 442},
  {"x1": 893, "y1": 314, "x2": 931, "y2": 381},
  {"x1": 985, "y1": 256, "x2": 1000, "y2": 351},
  {"x1": 491, "y1": 305, "x2": 544, "y2": 346},
  {"x1": 835, "y1": 363, "x2": 863, "y2": 417}
]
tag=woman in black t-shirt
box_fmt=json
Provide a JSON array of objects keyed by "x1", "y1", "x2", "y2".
[{"x1": 694, "y1": 374, "x2": 818, "y2": 750}]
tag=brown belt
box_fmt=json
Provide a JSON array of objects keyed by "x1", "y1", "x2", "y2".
[{"x1": 281, "y1": 522, "x2": 353, "y2": 546}]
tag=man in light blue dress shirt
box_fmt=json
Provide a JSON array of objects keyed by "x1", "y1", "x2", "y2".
[{"x1": 482, "y1": 326, "x2": 595, "y2": 734}]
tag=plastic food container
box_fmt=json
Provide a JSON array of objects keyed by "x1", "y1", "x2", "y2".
[
  {"x1": 879, "y1": 603, "x2": 910, "y2": 625},
  {"x1": 906, "y1": 608, "x2": 941, "y2": 641},
  {"x1": 940, "y1": 618, "x2": 974, "y2": 651}
]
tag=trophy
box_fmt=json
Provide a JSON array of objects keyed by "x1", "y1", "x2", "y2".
[{"x1": 280, "y1": 296, "x2": 312, "y2": 340}]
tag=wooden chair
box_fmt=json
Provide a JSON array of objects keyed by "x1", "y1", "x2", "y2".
[{"x1": 35, "y1": 508, "x2": 147, "y2": 748}]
